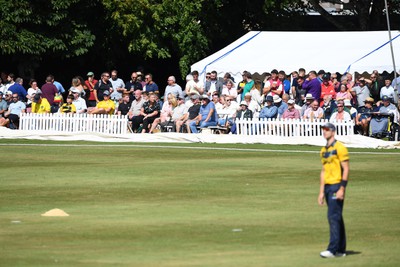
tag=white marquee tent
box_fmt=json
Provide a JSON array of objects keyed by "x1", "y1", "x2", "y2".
[{"x1": 191, "y1": 31, "x2": 400, "y2": 81}]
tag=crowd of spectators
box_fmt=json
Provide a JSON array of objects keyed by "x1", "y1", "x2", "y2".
[{"x1": 0, "y1": 68, "x2": 399, "y2": 137}]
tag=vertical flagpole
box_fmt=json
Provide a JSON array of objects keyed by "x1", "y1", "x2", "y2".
[{"x1": 384, "y1": 0, "x2": 398, "y2": 104}]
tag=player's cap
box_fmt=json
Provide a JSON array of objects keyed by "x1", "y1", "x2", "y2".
[{"x1": 321, "y1": 122, "x2": 336, "y2": 131}]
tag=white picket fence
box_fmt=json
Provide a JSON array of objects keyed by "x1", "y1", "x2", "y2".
[
  {"x1": 236, "y1": 118, "x2": 354, "y2": 137},
  {"x1": 19, "y1": 113, "x2": 128, "y2": 135}
]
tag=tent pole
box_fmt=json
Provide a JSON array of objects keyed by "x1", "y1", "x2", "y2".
[{"x1": 384, "y1": 0, "x2": 398, "y2": 105}]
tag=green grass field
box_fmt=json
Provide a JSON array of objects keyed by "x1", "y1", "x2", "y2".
[{"x1": 1, "y1": 140, "x2": 400, "y2": 266}]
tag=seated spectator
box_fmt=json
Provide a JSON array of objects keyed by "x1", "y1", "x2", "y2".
[
  {"x1": 149, "y1": 93, "x2": 178, "y2": 133},
  {"x1": 32, "y1": 93, "x2": 51, "y2": 113},
  {"x1": 167, "y1": 94, "x2": 188, "y2": 132},
  {"x1": 221, "y1": 79, "x2": 237, "y2": 101},
  {"x1": 356, "y1": 97, "x2": 378, "y2": 136},
  {"x1": 128, "y1": 90, "x2": 145, "y2": 132},
  {"x1": 274, "y1": 95, "x2": 288, "y2": 118},
  {"x1": 321, "y1": 95, "x2": 337, "y2": 121},
  {"x1": 175, "y1": 94, "x2": 201, "y2": 133},
  {"x1": 259, "y1": 95, "x2": 278, "y2": 119},
  {"x1": 0, "y1": 93, "x2": 26, "y2": 128},
  {"x1": 344, "y1": 99, "x2": 357, "y2": 119},
  {"x1": 51, "y1": 95, "x2": 63, "y2": 113},
  {"x1": 336, "y1": 83, "x2": 353, "y2": 101},
  {"x1": 370, "y1": 95, "x2": 399, "y2": 138},
  {"x1": 301, "y1": 93, "x2": 314, "y2": 117},
  {"x1": 378, "y1": 95, "x2": 399, "y2": 119},
  {"x1": 303, "y1": 100, "x2": 324, "y2": 120},
  {"x1": 329, "y1": 100, "x2": 351, "y2": 123},
  {"x1": 380, "y1": 77, "x2": 396, "y2": 103},
  {"x1": 140, "y1": 92, "x2": 161, "y2": 133},
  {"x1": 189, "y1": 94, "x2": 218, "y2": 133},
  {"x1": 89, "y1": 90, "x2": 115, "y2": 115},
  {"x1": 217, "y1": 97, "x2": 239, "y2": 127},
  {"x1": 282, "y1": 99, "x2": 300, "y2": 119},
  {"x1": 70, "y1": 88, "x2": 88, "y2": 114},
  {"x1": 230, "y1": 101, "x2": 253, "y2": 134},
  {"x1": 243, "y1": 92, "x2": 260, "y2": 117},
  {"x1": 0, "y1": 92, "x2": 7, "y2": 117},
  {"x1": 117, "y1": 94, "x2": 131, "y2": 116},
  {"x1": 59, "y1": 95, "x2": 76, "y2": 113}
]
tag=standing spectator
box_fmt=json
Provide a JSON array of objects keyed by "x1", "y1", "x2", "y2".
[
  {"x1": 41, "y1": 75, "x2": 58, "y2": 105},
  {"x1": 136, "y1": 72, "x2": 146, "y2": 88},
  {"x1": 317, "y1": 70, "x2": 325, "y2": 83},
  {"x1": 351, "y1": 78, "x2": 370, "y2": 108},
  {"x1": 242, "y1": 72, "x2": 255, "y2": 97},
  {"x1": 0, "y1": 92, "x2": 8, "y2": 118},
  {"x1": 205, "y1": 71, "x2": 223, "y2": 96},
  {"x1": 70, "y1": 77, "x2": 85, "y2": 96},
  {"x1": 26, "y1": 79, "x2": 39, "y2": 107},
  {"x1": 59, "y1": 95, "x2": 76, "y2": 114},
  {"x1": 331, "y1": 72, "x2": 341, "y2": 92},
  {"x1": 303, "y1": 100, "x2": 324, "y2": 120},
  {"x1": 263, "y1": 69, "x2": 282, "y2": 96},
  {"x1": 8, "y1": 77, "x2": 27, "y2": 102},
  {"x1": 128, "y1": 90, "x2": 145, "y2": 132},
  {"x1": 391, "y1": 70, "x2": 400, "y2": 91},
  {"x1": 279, "y1": 70, "x2": 291, "y2": 95},
  {"x1": 84, "y1": 72, "x2": 98, "y2": 107},
  {"x1": 117, "y1": 94, "x2": 131, "y2": 116},
  {"x1": 110, "y1": 70, "x2": 125, "y2": 102},
  {"x1": 94, "y1": 72, "x2": 113, "y2": 103},
  {"x1": 250, "y1": 81, "x2": 262, "y2": 105},
  {"x1": 380, "y1": 77, "x2": 396, "y2": 103},
  {"x1": 329, "y1": 100, "x2": 351, "y2": 123},
  {"x1": 53, "y1": 77, "x2": 66, "y2": 95},
  {"x1": 282, "y1": 99, "x2": 300, "y2": 119},
  {"x1": 365, "y1": 73, "x2": 383, "y2": 101},
  {"x1": 164, "y1": 76, "x2": 183, "y2": 99},
  {"x1": 346, "y1": 72, "x2": 355, "y2": 89},
  {"x1": 31, "y1": 93, "x2": 50, "y2": 113},
  {"x1": 294, "y1": 75, "x2": 306, "y2": 106},
  {"x1": 0, "y1": 93, "x2": 25, "y2": 128},
  {"x1": 185, "y1": 74, "x2": 198, "y2": 96},
  {"x1": 302, "y1": 71, "x2": 321, "y2": 102},
  {"x1": 144, "y1": 74, "x2": 159, "y2": 93},
  {"x1": 237, "y1": 72, "x2": 248, "y2": 101},
  {"x1": 70, "y1": 88, "x2": 88, "y2": 114},
  {"x1": 259, "y1": 96, "x2": 278, "y2": 119},
  {"x1": 140, "y1": 92, "x2": 161, "y2": 133},
  {"x1": 90, "y1": 90, "x2": 115, "y2": 115},
  {"x1": 320, "y1": 73, "x2": 336, "y2": 106},
  {"x1": 5, "y1": 73, "x2": 15, "y2": 90},
  {"x1": 189, "y1": 94, "x2": 218, "y2": 133},
  {"x1": 191, "y1": 71, "x2": 204, "y2": 95},
  {"x1": 0, "y1": 76, "x2": 7, "y2": 94},
  {"x1": 124, "y1": 72, "x2": 143, "y2": 102}
]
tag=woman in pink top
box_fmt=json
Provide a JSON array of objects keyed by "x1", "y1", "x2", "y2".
[
  {"x1": 149, "y1": 93, "x2": 177, "y2": 133},
  {"x1": 336, "y1": 84, "x2": 352, "y2": 100}
]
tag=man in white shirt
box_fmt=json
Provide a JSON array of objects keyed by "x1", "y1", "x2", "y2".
[
  {"x1": 71, "y1": 88, "x2": 87, "y2": 113},
  {"x1": 109, "y1": 70, "x2": 125, "y2": 102},
  {"x1": 380, "y1": 77, "x2": 396, "y2": 103}
]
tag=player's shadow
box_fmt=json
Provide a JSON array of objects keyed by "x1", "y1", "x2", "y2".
[{"x1": 346, "y1": 250, "x2": 362, "y2": 256}]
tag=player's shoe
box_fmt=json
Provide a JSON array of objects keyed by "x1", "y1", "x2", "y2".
[{"x1": 320, "y1": 250, "x2": 335, "y2": 258}]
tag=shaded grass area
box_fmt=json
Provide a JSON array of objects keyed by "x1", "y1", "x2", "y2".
[{"x1": 0, "y1": 141, "x2": 399, "y2": 266}]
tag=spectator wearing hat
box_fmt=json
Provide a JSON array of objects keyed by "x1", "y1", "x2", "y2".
[
  {"x1": 94, "y1": 72, "x2": 113, "y2": 103},
  {"x1": 175, "y1": 94, "x2": 201, "y2": 133},
  {"x1": 344, "y1": 99, "x2": 357, "y2": 119},
  {"x1": 302, "y1": 71, "x2": 321, "y2": 102},
  {"x1": 189, "y1": 94, "x2": 218, "y2": 133},
  {"x1": 109, "y1": 70, "x2": 125, "y2": 102},
  {"x1": 140, "y1": 92, "x2": 161, "y2": 133},
  {"x1": 84, "y1": 72, "x2": 98, "y2": 107},
  {"x1": 282, "y1": 99, "x2": 300, "y2": 119},
  {"x1": 351, "y1": 78, "x2": 370, "y2": 108},
  {"x1": 273, "y1": 95, "x2": 288, "y2": 118},
  {"x1": 301, "y1": 93, "x2": 315, "y2": 117},
  {"x1": 32, "y1": 93, "x2": 51, "y2": 114},
  {"x1": 380, "y1": 77, "x2": 396, "y2": 103},
  {"x1": 259, "y1": 95, "x2": 278, "y2": 119},
  {"x1": 163, "y1": 76, "x2": 183, "y2": 100},
  {"x1": 263, "y1": 69, "x2": 283, "y2": 97},
  {"x1": 59, "y1": 95, "x2": 76, "y2": 114},
  {"x1": 303, "y1": 100, "x2": 324, "y2": 120},
  {"x1": 128, "y1": 90, "x2": 145, "y2": 132},
  {"x1": 4, "y1": 90, "x2": 13, "y2": 106},
  {"x1": 378, "y1": 95, "x2": 398, "y2": 115},
  {"x1": 205, "y1": 71, "x2": 223, "y2": 96},
  {"x1": 356, "y1": 97, "x2": 378, "y2": 136},
  {"x1": 40, "y1": 75, "x2": 58, "y2": 105},
  {"x1": 124, "y1": 72, "x2": 143, "y2": 103},
  {"x1": 0, "y1": 93, "x2": 26, "y2": 128},
  {"x1": 329, "y1": 100, "x2": 351, "y2": 123},
  {"x1": 0, "y1": 92, "x2": 7, "y2": 117},
  {"x1": 8, "y1": 77, "x2": 27, "y2": 102},
  {"x1": 320, "y1": 74, "x2": 336, "y2": 106},
  {"x1": 89, "y1": 90, "x2": 115, "y2": 115},
  {"x1": 230, "y1": 101, "x2": 253, "y2": 134},
  {"x1": 70, "y1": 88, "x2": 88, "y2": 114}
]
